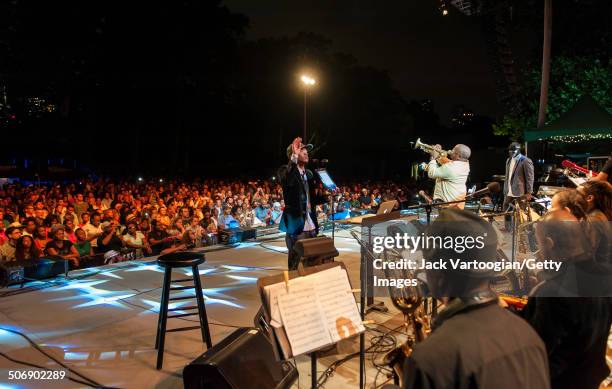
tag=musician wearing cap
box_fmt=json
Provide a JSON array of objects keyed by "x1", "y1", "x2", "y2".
[
  {"x1": 277, "y1": 137, "x2": 326, "y2": 270},
  {"x1": 503, "y1": 142, "x2": 534, "y2": 229},
  {"x1": 424, "y1": 144, "x2": 471, "y2": 207},
  {"x1": 396, "y1": 208, "x2": 550, "y2": 389}
]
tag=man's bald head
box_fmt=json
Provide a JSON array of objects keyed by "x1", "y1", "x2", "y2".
[
  {"x1": 451, "y1": 144, "x2": 471, "y2": 161},
  {"x1": 536, "y1": 209, "x2": 590, "y2": 262}
]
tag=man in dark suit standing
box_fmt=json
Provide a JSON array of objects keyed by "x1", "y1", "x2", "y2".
[
  {"x1": 503, "y1": 142, "x2": 534, "y2": 229},
  {"x1": 278, "y1": 137, "x2": 326, "y2": 270}
]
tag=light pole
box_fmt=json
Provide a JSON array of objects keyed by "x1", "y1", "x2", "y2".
[{"x1": 300, "y1": 75, "x2": 316, "y2": 141}]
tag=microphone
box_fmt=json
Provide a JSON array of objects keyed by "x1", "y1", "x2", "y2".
[
  {"x1": 418, "y1": 190, "x2": 433, "y2": 204},
  {"x1": 466, "y1": 182, "x2": 500, "y2": 198}
]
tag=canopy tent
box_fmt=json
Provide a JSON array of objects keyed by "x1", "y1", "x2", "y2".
[{"x1": 523, "y1": 95, "x2": 612, "y2": 142}]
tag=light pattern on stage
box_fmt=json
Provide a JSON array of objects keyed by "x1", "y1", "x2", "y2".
[
  {"x1": 29, "y1": 260, "x2": 270, "y2": 311},
  {"x1": 0, "y1": 384, "x2": 22, "y2": 389}
]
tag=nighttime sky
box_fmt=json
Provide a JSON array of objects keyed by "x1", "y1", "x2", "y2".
[{"x1": 223, "y1": 0, "x2": 505, "y2": 123}]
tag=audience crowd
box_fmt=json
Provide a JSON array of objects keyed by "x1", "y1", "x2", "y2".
[{"x1": 0, "y1": 178, "x2": 419, "y2": 266}]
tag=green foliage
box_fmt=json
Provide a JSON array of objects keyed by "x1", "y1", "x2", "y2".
[{"x1": 494, "y1": 56, "x2": 611, "y2": 140}]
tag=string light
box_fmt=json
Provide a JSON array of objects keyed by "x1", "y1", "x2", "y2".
[{"x1": 549, "y1": 133, "x2": 612, "y2": 143}]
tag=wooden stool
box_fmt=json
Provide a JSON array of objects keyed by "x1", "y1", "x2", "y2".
[{"x1": 155, "y1": 251, "x2": 212, "y2": 369}]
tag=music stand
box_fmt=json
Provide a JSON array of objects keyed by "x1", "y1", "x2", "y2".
[{"x1": 316, "y1": 169, "x2": 338, "y2": 242}]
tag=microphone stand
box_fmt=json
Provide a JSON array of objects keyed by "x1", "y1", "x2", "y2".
[{"x1": 350, "y1": 231, "x2": 380, "y2": 389}]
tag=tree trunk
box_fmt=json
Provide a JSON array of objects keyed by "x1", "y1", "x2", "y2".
[{"x1": 537, "y1": 0, "x2": 552, "y2": 128}]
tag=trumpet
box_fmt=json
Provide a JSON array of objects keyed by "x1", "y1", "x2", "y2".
[{"x1": 414, "y1": 138, "x2": 451, "y2": 160}]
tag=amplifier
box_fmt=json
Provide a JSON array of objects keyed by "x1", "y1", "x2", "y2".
[
  {"x1": 293, "y1": 236, "x2": 338, "y2": 267},
  {"x1": 183, "y1": 327, "x2": 297, "y2": 389},
  {"x1": 78, "y1": 254, "x2": 106, "y2": 269},
  {"x1": 219, "y1": 228, "x2": 257, "y2": 245},
  {"x1": 0, "y1": 258, "x2": 68, "y2": 287}
]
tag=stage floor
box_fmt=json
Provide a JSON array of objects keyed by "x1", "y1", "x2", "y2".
[
  {"x1": 1, "y1": 222, "x2": 610, "y2": 388},
  {"x1": 0, "y1": 227, "x2": 411, "y2": 389}
]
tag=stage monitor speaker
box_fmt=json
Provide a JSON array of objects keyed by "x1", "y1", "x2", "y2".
[
  {"x1": 183, "y1": 327, "x2": 297, "y2": 389},
  {"x1": 293, "y1": 236, "x2": 338, "y2": 267},
  {"x1": 0, "y1": 257, "x2": 68, "y2": 287},
  {"x1": 219, "y1": 227, "x2": 257, "y2": 245}
]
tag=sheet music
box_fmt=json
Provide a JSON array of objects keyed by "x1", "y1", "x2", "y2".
[
  {"x1": 264, "y1": 276, "x2": 309, "y2": 328},
  {"x1": 277, "y1": 279, "x2": 331, "y2": 356},
  {"x1": 312, "y1": 267, "x2": 365, "y2": 342},
  {"x1": 264, "y1": 282, "x2": 288, "y2": 328}
]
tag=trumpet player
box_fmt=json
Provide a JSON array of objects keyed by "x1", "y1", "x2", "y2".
[{"x1": 423, "y1": 143, "x2": 471, "y2": 207}]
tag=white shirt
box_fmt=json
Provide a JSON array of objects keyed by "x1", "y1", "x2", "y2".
[
  {"x1": 82, "y1": 222, "x2": 102, "y2": 247},
  {"x1": 293, "y1": 154, "x2": 316, "y2": 232},
  {"x1": 124, "y1": 231, "x2": 146, "y2": 246},
  {"x1": 507, "y1": 156, "x2": 518, "y2": 197},
  {"x1": 427, "y1": 160, "x2": 470, "y2": 203}
]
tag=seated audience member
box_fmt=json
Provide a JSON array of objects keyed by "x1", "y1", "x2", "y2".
[
  {"x1": 270, "y1": 202, "x2": 283, "y2": 225},
  {"x1": 74, "y1": 193, "x2": 89, "y2": 224},
  {"x1": 160, "y1": 229, "x2": 196, "y2": 255},
  {"x1": 218, "y1": 206, "x2": 239, "y2": 230},
  {"x1": 74, "y1": 228, "x2": 94, "y2": 258},
  {"x1": 15, "y1": 235, "x2": 41, "y2": 261},
  {"x1": 188, "y1": 215, "x2": 206, "y2": 247},
  {"x1": 0, "y1": 207, "x2": 8, "y2": 230},
  {"x1": 45, "y1": 214, "x2": 61, "y2": 228},
  {"x1": 64, "y1": 205, "x2": 79, "y2": 226},
  {"x1": 253, "y1": 201, "x2": 270, "y2": 225},
  {"x1": 33, "y1": 226, "x2": 49, "y2": 251},
  {"x1": 139, "y1": 218, "x2": 151, "y2": 235},
  {"x1": 96, "y1": 221, "x2": 124, "y2": 254},
  {"x1": 522, "y1": 210, "x2": 612, "y2": 389},
  {"x1": 397, "y1": 209, "x2": 550, "y2": 389},
  {"x1": 233, "y1": 205, "x2": 246, "y2": 227},
  {"x1": 174, "y1": 206, "x2": 192, "y2": 233},
  {"x1": 102, "y1": 249, "x2": 129, "y2": 264},
  {"x1": 577, "y1": 181, "x2": 612, "y2": 264},
  {"x1": 22, "y1": 217, "x2": 38, "y2": 237},
  {"x1": 45, "y1": 225, "x2": 80, "y2": 267},
  {"x1": 63, "y1": 219, "x2": 77, "y2": 243},
  {"x1": 157, "y1": 206, "x2": 171, "y2": 226},
  {"x1": 123, "y1": 219, "x2": 152, "y2": 257},
  {"x1": 0, "y1": 226, "x2": 22, "y2": 262},
  {"x1": 83, "y1": 212, "x2": 103, "y2": 250},
  {"x1": 148, "y1": 220, "x2": 174, "y2": 256},
  {"x1": 23, "y1": 204, "x2": 36, "y2": 219},
  {"x1": 79, "y1": 212, "x2": 91, "y2": 228},
  {"x1": 34, "y1": 200, "x2": 48, "y2": 219},
  {"x1": 359, "y1": 188, "x2": 372, "y2": 209}
]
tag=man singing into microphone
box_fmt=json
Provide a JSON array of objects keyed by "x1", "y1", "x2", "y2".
[
  {"x1": 425, "y1": 144, "x2": 471, "y2": 207},
  {"x1": 278, "y1": 137, "x2": 326, "y2": 270}
]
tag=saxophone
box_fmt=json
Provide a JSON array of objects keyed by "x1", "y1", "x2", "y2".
[{"x1": 383, "y1": 301, "x2": 430, "y2": 385}]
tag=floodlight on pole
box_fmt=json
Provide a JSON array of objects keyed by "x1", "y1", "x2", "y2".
[{"x1": 301, "y1": 75, "x2": 316, "y2": 86}]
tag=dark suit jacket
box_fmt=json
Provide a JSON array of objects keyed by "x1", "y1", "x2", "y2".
[
  {"x1": 403, "y1": 303, "x2": 550, "y2": 389},
  {"x1": 504, "y1": 154, "x2": 534, "y2": 197},
  {"x1": 277, "y1": 161, "x2": 326, "y2": 235}
]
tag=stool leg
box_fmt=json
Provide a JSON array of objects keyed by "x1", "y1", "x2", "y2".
[
  {"x1": 156, "y1": 267, "x2": 172, "y2": 370},
  {"x1": 192, "y1": 265, "x2": 212, "y2": 348},
  {"x1": 155, "y1": 268, "x2": 170, "y2": 350}
]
